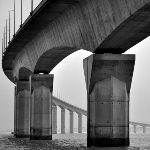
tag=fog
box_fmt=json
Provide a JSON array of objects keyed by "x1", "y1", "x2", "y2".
[{"x1": 0, "y1": 0, "x2": 150, "y2": 131}]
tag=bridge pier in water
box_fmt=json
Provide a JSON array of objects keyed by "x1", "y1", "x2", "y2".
[
  {"x1": 78, "y1": 114, "x2": 82, "y2": 133},
  {"x1": 52, "y1": 105, "x2": 57, "y2": 134},
  {"x1": 70, "y1": 111, "x2": 74, "y2": 133},
  {"x1": 61, "y1": 108, "x2": 65, "y2": 134},
  {"x1": 30, "y1": 74, "x2": 53, "y2": 140},
  {"x1": 84, "y1": 54, "x2": 135, "y2": 147},
  {"x1": 143, "y1": 126, "x2": 146, "y2": 133},
  {"x1": 16, "y1": 81, "x2": 30, "y2": 138},
  {"x1": 133, "y1": 125, "x2": 136, "y2": 133}
]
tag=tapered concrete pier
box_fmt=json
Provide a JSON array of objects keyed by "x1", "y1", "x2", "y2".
[
  {"x1": 70, "y1": 111, "x2": 74, "y2": 133},
  {"x1": 61, "y1": 108, "x2": 65, "y2": 134},
  {"x1": 16, "y1": 81, "x2": 30, "y2": 138},
  {"x1": 52, "y1": 105, "x2": 57, "y2": 134},
  {"x1": 30, "y1": 74, "x2": 53, "y2": 140},
  {"x1": 83, "y1": 54, "x2": 135, "y2": 147}
]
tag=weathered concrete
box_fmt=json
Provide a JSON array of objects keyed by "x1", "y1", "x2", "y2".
[
  {"x1": 61, "y1": 108, "x2": 65, "y2": 134},
  {"x1": 83, "y1": 54, "x2": 135, "y2": 147},
  {"x1": 14, "y1": 86, "x2": 17, "y2": 137},
  {"x1": 52, "y1": 105, "x2": 57, "y2": 134},
  {"x1": 88, "y1": 77, "x2": 129, "y2": 147},
  {"x1": 30, "y1": 74, "x2": 53, "y2": 140},
  {"x1": 70, "y1": 111, "x2": 74, "y2": 133},
  {"x1": 16, "y1": 81, "x2": 30, "y2": 138},
  {"x1": 2, "y1": 0, "x2": 150, "y2": 83},
  {"x1": 78, "y1": 114, "x2": 82, "y2": 133}
]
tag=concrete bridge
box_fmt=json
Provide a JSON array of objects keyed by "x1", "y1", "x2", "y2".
[
  {"x1": 2, "y1": 0, "x2": 150, "y2": 147},
  {"x1": 130, "y1": 121, "x2": 150, "y2": 133},
  {"x1": 52, "y1": 96, "x2": 87, "y2": 134},
  {"x1": 52, "y1": 96, "x2": 150, "y2": 134}
]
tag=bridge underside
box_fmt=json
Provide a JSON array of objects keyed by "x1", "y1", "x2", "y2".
[{"x1": 2, "y1": 0, "x2": 150, "y2": 82}]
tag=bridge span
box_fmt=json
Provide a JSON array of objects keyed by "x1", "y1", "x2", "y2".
[
  {"x1": 130, "y1": 121, "x2": 150, "y2": 133},
  {"x1": 52, "y1": 96, "x2": 87, "y2": 134},
  {"x1": 2, "y1": 0, "x2": 150, "y2": 147}
]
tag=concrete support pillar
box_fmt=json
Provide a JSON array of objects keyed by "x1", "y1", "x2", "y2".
[
  {"x1": 52, "y1": 105, "x2": 57, "y2": 134},
  {"x1": 83, "y1": 54, "x2": 135, "y2": 147},
  {"x1": 143, "y1": 126, "x2": 146, "y2": 133},
  {"x1": 14, "y1": 86, "x2": 17, "y2": 136},
  {"x1": 61, "y1": 108, "x2": 65, "y2": 134},
  {"x1": 133, "y1": 125, "x2": 136, "y2": 133},
  {"x1": 70, "y1": 111, "x2": 74, "y2": 133},
  {"x1": 78, "y1": 114, "x2": 82, "y2": 133},
  {"x1": 16, "y1": 81, "x2": 30, "y2": 138},
  {"x1": 30, "y1": 74, "x2": 53, "y2": 140}
]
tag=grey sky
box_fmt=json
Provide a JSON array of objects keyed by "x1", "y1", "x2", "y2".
[{"x1": 0, "y1": 0, "x2": 150, "y2": 131}]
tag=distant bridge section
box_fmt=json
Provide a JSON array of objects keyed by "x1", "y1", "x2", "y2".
[
  {"x1": 52, "y1": 96, "x2": 87, "y2": 116},
  {"x1": 130, "y1": 121, "x2": 150, "y2": 127},
  {"x1": 51, "y1": 96, "x2": 87, "y2": 134},
  {"x1": 52, "y1": 96, "x2": 150, "y2": 134},
  {"x1": 130, "y1": 121, "x2": 150, "y2": 133}
]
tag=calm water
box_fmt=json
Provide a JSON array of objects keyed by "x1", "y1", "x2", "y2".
[{"x1": 0, "y1": 133, "x2": 150, "y2": 149}]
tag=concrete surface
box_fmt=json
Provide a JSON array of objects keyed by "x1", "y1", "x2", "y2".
[
  {"x1": 2, "y1": 0, "x2": 150, "y2": 83},
  {"x1": 83, "y1": 54, "x2": 135, "y2": 147},
  {"x1": 16, "y1": 81, "x2": 30, "y2": 138},
  {"x1": 30, "y1": 74, "x2": 53, "y2": 140}
]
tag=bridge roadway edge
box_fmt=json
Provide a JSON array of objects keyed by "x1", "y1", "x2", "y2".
[{"x1": 2, "y1": 0, "x2": 150, "y2": 83}]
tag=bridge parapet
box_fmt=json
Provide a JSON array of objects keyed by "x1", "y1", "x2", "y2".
[{"x1": 130, "y1": 121, "x2": 150, "y2": 127}]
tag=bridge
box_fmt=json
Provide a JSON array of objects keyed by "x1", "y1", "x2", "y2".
[
  {"x1": 2, "y1": 0, "x2": 150, "y2": 147},
  {"x1": 130, "y1": 121, "x2": 150, "y2": 133},
  {"x1": 52, "y1": 96, "x2": 150, "y2": 134},
  {"x1": 52, "y1": 96, "x2": 87, "y2": 134}
]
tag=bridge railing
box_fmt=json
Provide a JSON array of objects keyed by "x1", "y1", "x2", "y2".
[{"x1": 1, "y1": 0, "x2": 43, "y2": 60}]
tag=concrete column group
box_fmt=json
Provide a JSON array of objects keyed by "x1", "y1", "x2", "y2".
[
  {"x1": 13, "y1": 53, "x2": 135, "y2": 149},
  {"x1": 132, "y1": 125, "x2": 146, "y2": 133},
  {"x1": 14, "y1": 74, "x2": 54, "y2": 140},
  {"x1": 14, "y1": 72, "x2": 84, "y2": 139}
]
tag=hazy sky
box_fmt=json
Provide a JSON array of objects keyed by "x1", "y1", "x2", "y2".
[{"x1": 0, "y1": 0, "x2": 150, "y2": 131}]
